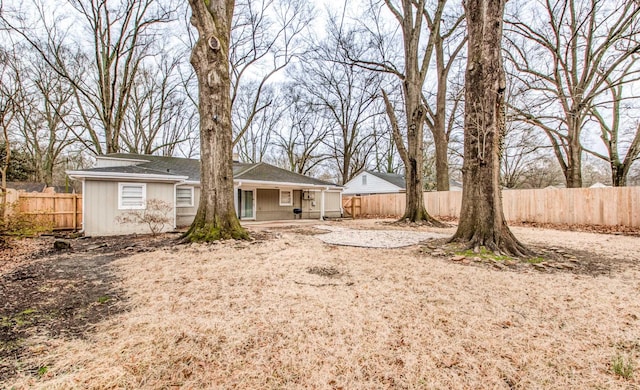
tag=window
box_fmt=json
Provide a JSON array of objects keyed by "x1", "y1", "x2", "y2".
[
  {"x1": 279, "y1": 189, "x2": 293, "y2": 206},
  {"x1": 176, "y1": 186, "x2": 194, "y2": 207},
  {"x1": 362, "y1": 174, "x2": 367, "y2": 185},
  {"x1": 118, "y1": 183, "x2": 146, "y2": 210}
]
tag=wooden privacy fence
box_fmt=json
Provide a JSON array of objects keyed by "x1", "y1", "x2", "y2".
[
  {"x1": 342, "y1": 186, "x2": 640, "y2": 227},
  {"x1": 4, "y1": 189, "x2": 83, "y2": 230}
]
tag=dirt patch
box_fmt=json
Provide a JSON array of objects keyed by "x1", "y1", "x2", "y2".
[
  {"x1": 0, "y1": 233, "x2": 179, "y2": 381},
  {"x1": 422, "y1": 238, "x2": 636, "y2": 277},
  {"x1": 307, "y1": 265, "x2": 341, "y2": 277}
]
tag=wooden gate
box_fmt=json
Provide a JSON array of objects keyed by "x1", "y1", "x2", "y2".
[{"x1": 342, "y1": 196, "x2": 362, "y2": 218}]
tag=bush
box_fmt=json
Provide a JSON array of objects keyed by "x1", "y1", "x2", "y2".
[
  {"x1": 115, "y1": 199, "x2": 173, "y2": 236},
  {"x1": 0, "y1": 202, "x2": 54, "y2": 237}
]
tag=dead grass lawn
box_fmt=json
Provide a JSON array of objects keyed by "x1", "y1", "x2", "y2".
[{"x1": 5, "y1": 221, "x2": 640, "y2": 389}]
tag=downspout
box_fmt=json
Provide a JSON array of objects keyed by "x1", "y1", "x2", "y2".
[
  {"x1": 173, "y1": 182, "x2": 179, "y2": 229},
  {"x1": 235, "y1": 181, "x2": 241, "y2": 218},
  {"x1": 79, "y1": 178, "x2": 85, "y2": 233},
  {"x1": 320, "y1": 187, "x2": 326, "y2": 220}
]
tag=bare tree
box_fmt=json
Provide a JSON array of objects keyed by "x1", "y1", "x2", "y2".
[
  {"x1": 501, "y1": 85, "x2": 550, "y2": 189},
  {"x1": 371, "y1": 114, "x2": 402, "y2": 174},
  {"x1": 587, "y1": 76, "x2": 640, "y2": 186},
  {"x1": 295, "y1": 22, "x2": 383, "y2": 184},
  {"x1": 121, "y1": 53, "x2": 195, "y2": 156},
  {"x1": 347, "y1": 0, "x2": 451, "y2": 223},
  {"x1": 272, "y1": 88, "x2": 331, "y2": 176},
  {"x1": 506, "y1": 0, "x2": 640, "y2": 188},
  {"x1": 184, "y1": 0, "x2": 248, "y2": 241},
  {"x1": 233, "y1": 84, "x2": 281, "y2": 163},
  {"x1": 501, "y1": 122, "x2": 549, "y2": 188},
  {"x1": 14, "y1": 48, "x2": 77, "y2": 185},
  {"x1": 0, "y1": 48, "x2": 22, "y2": 218},
  {"x1": 450, "y1": 0, "x2": 530, "y2": 256},
  {"x1": 423, "y1": 4, "x2": 466, "y2": 191},
  {"x1": 3, "y1": 0, "x2": 176, "y2": 155},
  {"x1": 230, "y1": 0, "x2": 311, "y2": 147}
]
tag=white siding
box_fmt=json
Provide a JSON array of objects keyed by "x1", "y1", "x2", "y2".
[
  {"x1": 343, "y1": 172, "x2": 403, "y2": 195},
  {"x1": 84, "y1": 180, "x2": 175, "y2": 236},
  {"x1": 324, "y1": 191, "x2": 342, "y2": 218}
]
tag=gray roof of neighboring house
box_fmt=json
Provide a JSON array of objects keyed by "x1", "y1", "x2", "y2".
[
  {"x1": 359, "y1": 171, "x2": 463, "y2": 190},
  {"x1": 80, "y1": 153, "x2": 339, "y2": 187},
  {"x1": 366, "y1": 171, "x2": 406, "y2": 189},
  {"x1": 6, "y1": 182, "x2": 47, "y2": 192}
]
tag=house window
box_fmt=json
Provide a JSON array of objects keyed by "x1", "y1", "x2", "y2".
[
  {"x1": 362, "y1": 174, "x2": 367, "y2": 185},
  {"x1": 176, "y1": 186, "x2": 194, "y2": 207},
  {"x1": 279, "y1": 189, "x2": 293, "y2": 206},
  {"x1": 118, "y1": 183, "x2": 146, "y2": 210}
]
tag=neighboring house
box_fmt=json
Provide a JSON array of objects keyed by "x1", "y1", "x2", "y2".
[
  {"x1": 343, "y1": 170, "x2": 406, "y2": 195},
  {"x1": 67, "y1": 154, "x2": 342, "y2": 236},
  {"x1": 448, "y1": 179, "x2": 463, "y2": 192},
  {"x1": 343, "y1": 170, "x2": 463, "y2": 195}
]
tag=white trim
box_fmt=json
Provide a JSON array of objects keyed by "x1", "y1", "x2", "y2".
[
  {"x1": 234, "y1": 178, "x2": 341, "y2": 190},
  {"x1": 279, "y1": 189, "x2": 293, "y2": 206},
  {"x1": 80, "y1": 178, "x2": 85, "y2": 233},
  {"x1": 176, "y1": 186, "x2": 195, "y2": 207},
  {"x1": 67, "y1": 170, "x2": 187, "y2": 182},
  {"x1": 118, "y1": 182, "x2": 146, "y2": 210},
  {"x1": 173, "y1": 183, "x2": 179, "y2": 229}
]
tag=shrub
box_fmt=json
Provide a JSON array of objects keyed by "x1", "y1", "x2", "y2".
[
  {"x1": 116, "y1": 199, "x2": 173, "y2": 236},
  {"x1": 0, "y1": 202, "x2": 55, "y2": 237}
]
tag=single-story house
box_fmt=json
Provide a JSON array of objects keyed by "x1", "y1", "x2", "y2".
[
  {"x1": 343, "y1": 170, "x2": 406, "y2": 195},
  {"x1": 343, "y1": 170, "x2": 462, "y2": 195},
  {"x1": 67, "y1": 153, "x2": 343, "y2": 236}
]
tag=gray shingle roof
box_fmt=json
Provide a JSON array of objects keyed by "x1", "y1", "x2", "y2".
[
  {"x1": 236, "y1": 163, "x2": 337, "y2": 187},
  {"x1": 84, "y1": 153, "x2": 339, "y2": 187},
  {"x1": 366, "y1": 170, "x2": 406, "y2": 189}
]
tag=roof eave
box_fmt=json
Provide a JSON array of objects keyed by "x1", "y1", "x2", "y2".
[
  {"x1": 66, "y1": 170, "x2": 188, "y2": 182},
  {"x1": 234, "y1": 178, "x2": 342, "y2": 189}
]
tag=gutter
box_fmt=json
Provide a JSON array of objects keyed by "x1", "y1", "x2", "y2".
[
  {"x1": 233, "y1": 178, "x2": 342, "y2": 190},
  {"x1": 67, "y1": 171, "x2": 188, "y2": 182}
]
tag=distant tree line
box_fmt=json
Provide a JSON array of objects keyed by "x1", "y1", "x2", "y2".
[{"x1": 0, "y1": 0, "x2": 638, "y2": 190}]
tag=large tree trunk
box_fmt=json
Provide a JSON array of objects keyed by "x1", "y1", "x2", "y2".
[
  {"x1": 564, "y1": 121, "x2": 583, "y2": 188},
  {"x1": 432, "y1": 96, "x2": 450, "y2": 192},
  {"x1": 383, "y1": 89, "x2": 443, "y2": 226},
  {"x1": 450, "y1": 0, "x2": 529, "y2": 256},
  {"x1": 183, "y1": 0, "x2": 248, "y2": 242},
  {"x1": 612, "y1": 163, "x2": 627, "y2": 187}
]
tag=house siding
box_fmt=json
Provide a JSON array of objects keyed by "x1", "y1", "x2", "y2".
[
  {"x1": 176, "y1": 186, "x2": 200, "y2": 227},
  {"x1": 324, "y1": 191, "x2": 342, "y2": 218},
  {"x1": 84, "y1": 180, "x2": 175, "y2": 236},
  {"x1": 343, "y1": 172, "x2": 403, "y2": 195},
  {"x1": 254, "y1": 189, "x2": 302, "y2": 221}
]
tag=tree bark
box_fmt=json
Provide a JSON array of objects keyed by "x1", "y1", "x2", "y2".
[
  {"x1": 183, "y1": 0, "x2": 248, "y2": 242},
  {"x1": 450, "y1": 0, "x2": 530, "y2": 256}
]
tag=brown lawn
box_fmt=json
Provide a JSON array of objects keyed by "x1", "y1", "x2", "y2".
[{"x1": 3, "y1": 219, "x2": 640, "y2": 389}]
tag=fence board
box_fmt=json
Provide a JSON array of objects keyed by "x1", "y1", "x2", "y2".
[
  {"x1": 344, "y1": 187, "x2": 640, "y2": 227},
  {"x1": 6, "y1": 192, "x2": 82, "y2": 231}
]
